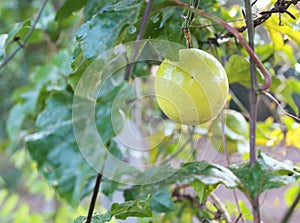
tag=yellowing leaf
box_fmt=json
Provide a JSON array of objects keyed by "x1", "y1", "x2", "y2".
[
  {"x1": 256, "y1": 117, "x2": 283, "y2": 147},
  {"x1": 265, "y1": 18, "x2": 284, "y2": 50},
  {"x1": 265, "y1": 16, "x2": 300, "y2": 46},
  {"x1": 286, "y1": 125, "x2": 300, "y2": 149},
  {"x1": 149, "y1": 132, "x2": 166, "y2": 163}
]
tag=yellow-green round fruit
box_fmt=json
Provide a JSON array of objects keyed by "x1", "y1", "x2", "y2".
[{"x1": 154, "y1": 48, "x2": 229, "y2": 125}]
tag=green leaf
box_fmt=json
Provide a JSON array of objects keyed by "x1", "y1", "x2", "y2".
[
  {"x1": 0, "y1": 34, "x2": 8, "y2": 61},
  {"x1": 30, "y1": 50, "x2": 71, "y2": 85},
  {"x1": 1, "y1": 194, "x2": 19, "y2": 215},
  {"x1": 278, "y1": 77, "x2": 300, "y2": 115},
  {"x1": 111, "y1": 194, "x2": 152, "y2": 220},
  {"x1": 5, "y1": 19, "x2": 44, "y2": 46},
  {"x1": 74, "y1": 212, "x2": 112, "y2": 223},
  {"x1": 150, "y1": 188, "x2": 175, "y2": 213},
  {"x1": 55, "y1": 0, "x2": 88, "y2": 21},
  {"x1": 121, "y1": 5, "x2": 183, "y2": 44},
  {"x1": 5, "y1": 20, "x2": 29, "y2": 46},
  {"x1": 225, "y1": 54, "x2": 264, "y2": 88},
  {"x1": 111, "y1": 0, "x2": 142, "y2": 11},
  {"x1": 6, "y1": 104, "x2": 26, "y2": 140},
  {"x1": 11, "y1": 85, "x2": 42, "y2": 117},
  {"x1": 211, "y1": 109, "x2": 249, "y2": 154},
  {"x1": 172, "y1": 161, "x2": 240, "y2": 188},
  {"x1": 25, "y1": 65, "x2": 135, "y2": 205},
  {"x1": 230, "y1": 151, "x2": 300, "y2": 200},
  {"x1": 100, "y1": 178, "x2": 119, "y2": 200},
  {"x1": 25, "y1": 91, "x2": 96, "y2": 207},
  {"x1": 190, "y1": 180, "x2": 217, "y2": 204},
  {"x1": 285, "y1": 184, "x2": 300, "y2": 209},
  {"x1": 75, "y1": 7, "x2": 141, "y2": 60},
  {"x1": 124, "y1": 161, "x2": 239, "y2": 209},
  {"x1": 74, "y1": 195, "x2": 152, "y2": 222},
  {"x1": 259, "y1": 152, "x2": 300, "y2": 175},
  {"x1": 95, "y1": 83, "x2": 133, "y2": 144},
  {"x1": 83, "y1": 0, "x2": 112, "y2": 21}
]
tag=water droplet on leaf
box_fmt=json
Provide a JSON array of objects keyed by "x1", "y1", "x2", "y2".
[
  {"x1": 128, "y1": 26, "x2": 137, "y2": 34},
  {"x1": 151, "y1": 13, "x2": 160, "y2": 23}
]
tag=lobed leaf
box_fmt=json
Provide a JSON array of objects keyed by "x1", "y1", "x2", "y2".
[
  {"x1": 230, "y1": 151, "x2": 300, "y2": 200},
  {"x1": 74, "y1": 195, "x2": 152, "y2": 223}
]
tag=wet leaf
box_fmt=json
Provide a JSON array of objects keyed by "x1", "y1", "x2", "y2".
[{"x1": 75, "y1": 8, "x2": 140, "y2": 60}]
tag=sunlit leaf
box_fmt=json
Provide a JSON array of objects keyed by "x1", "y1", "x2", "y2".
[
  {"x1": 171, "y1": 161, "x2": 240, "y2": 188},
  {"x1": 265, "y1": 16, "x2": 300, "y2": 46},
  {"x1": 286, "y1": 125, "x2": 300, "y2": 149},
  {"x1": 225, "y1": 55, "x2": 264, "y2": 88},
  {"x1": 278, "y1": 77, "x2": 300, "y2": 116},
  {"x1": 284, "y1": 184, "x2": 300, "y2": 209},
  {"x1": 256, "y1": 117, "x2": 284, "y2": 147}
]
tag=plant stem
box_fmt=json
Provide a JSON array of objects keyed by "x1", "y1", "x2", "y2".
[
  {"x1": 86, "y1": 148, "x2": 108, "y2": 223},
  {"x1": 123, "y1": 0, "x2": 153, "y2": 81},
  {"x1": 0, "y1": 0, "x2": 49, "y2": 70},
  {"x1": 280, "y1": 185, "x2": 300, "y2": 223},
  {"x1": 86, "y1": 173, "x2": 103, "y2": 223},
  {"x1": 244, "y1": 1, "x2": 260, "y2": 223},
  {"x1": 244, "y1": 0, "x2": 257, "y2": 166}
]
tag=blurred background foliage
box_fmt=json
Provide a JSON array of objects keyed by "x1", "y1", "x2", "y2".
[{"x1": 0, "y1": 0, "x2": 300, "y2": 222}]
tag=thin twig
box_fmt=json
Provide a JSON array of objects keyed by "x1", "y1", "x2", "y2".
[
  {"x1": 172, "y1": 0, "x2": 272, "y2": 91},
  {"x1": 262, "y1": 92, "x2": 300, "y2": 121},
  {"x1": 220, "y1": 111, "x2": 230, "y2": 165},
  {"x1": 123, "y1": 0, "x2": 153, "y2": 81},
  {"x1": 86, "y1": 150, "x2": 108, "y2": 223},
  {"x1": 86, "y1": 173, "x2": 103, "y2": 223},
  {"x1": 233, "y1": 190, "x2": 246, "y2": 223},
  {"x1": 220, "y1": 0, "x2": 300, "y2": 38},
  {"x1": 210, "y1": 192, "x2": 231, "y2": 223},
  {"x1": 229, "y1": 90, "x2": 250, "y2": 119},
  {"x1": 0, "y1": 0, "x2": 49, "y2": 70},
  {"x1": 160, "y1": 127, "x2": 195, "y2": 165},
  {"x1": 234, "y1": 213, "x2": 243, "y2": 223},
  {"x1": 280, "y1": 185, "x2": 300, "y2": 223},
  {"x1": 220, "y1": 111, "x2": 246, "y2": 223}
]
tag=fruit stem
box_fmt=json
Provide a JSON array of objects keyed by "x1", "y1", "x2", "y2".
[{"x1": 182, "y1": 0, "x2": 199, "y2": 48}]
